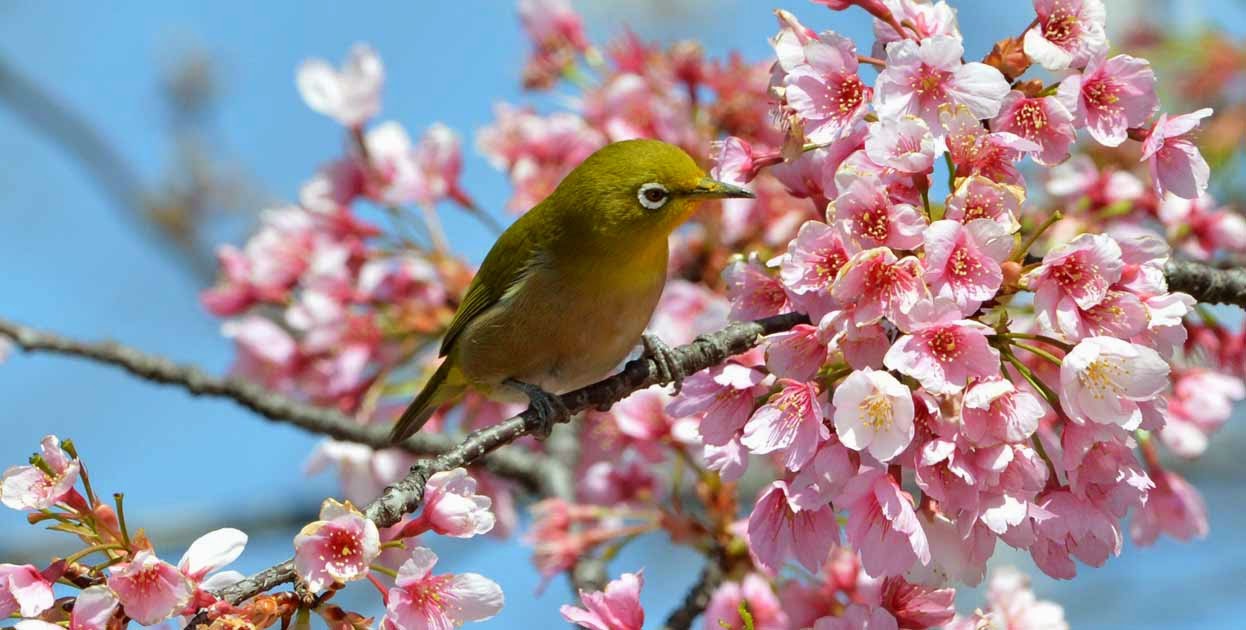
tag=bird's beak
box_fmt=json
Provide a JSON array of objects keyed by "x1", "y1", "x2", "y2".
[{"x1": 689, "y1": 177, "x2": 755, "y2": 199}]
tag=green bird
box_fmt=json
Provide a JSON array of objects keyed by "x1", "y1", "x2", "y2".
[{"x1": 388, "y1": 139, "x2": 754, "y2": 443}]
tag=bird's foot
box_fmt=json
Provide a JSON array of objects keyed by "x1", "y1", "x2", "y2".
[
  {"x1": 505, "y1": 379, "x2": 569, "y2": 439},
  {"x1": 642, "y1": 332, "x2": 686, "y2": 394}
]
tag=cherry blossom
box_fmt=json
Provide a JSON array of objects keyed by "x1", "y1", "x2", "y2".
[
  {"x1": 415, "y1": 468, "x2": 496, "y2": 538},
  {"x1": 746, "y1": 481, "x2": 840, "y2": 573},
  {"x1": 293, "y1": 498, "x2": 381, "y2": 592},
  {"x1": 782, "y1": 30, "x2": 872, "y2": 144},
  {"x1": 1130, "y1": 468, "x2": 1209, "y2": 546},
  {"x1": 1140, "y1": 108, "x2": 1215, "y2": 200},
  {"x1": 942, "y1": 176, "x2": 1023, "y2": 233},
  {"x1": 1023, "y1": 0, "x2": 1108, "y2": 71},
  {"x1": 1, "y1": 435, "x2": 81, "y2": 511},
  {"x1": 840, "y1": 468, "x2": 931, "y2": 578},
  {"x1": 178, "y1": 527, "x2": 248, "y2": 600},
  {"x1": 922, "y1": 219, "x2": 1013, "y2": 315},
  {"x1": 832, "y1": 368, "x2": 915, "y2": 463},
  {"x1": 775, "y1": 220, "x2": 853, "y2": 319},
  {"x1": 831, "y1": 248, "x2": 925, "y2": 326},
  {"x1": 829, "y1": 176, "x2": 927, "y2": 252},
  {"x1": 864, "y1": 116, "x2": 938, "y2": 174},
  {"x1": 873, "y1": 36, "x2": 1010, "y2": 133},
  {"x1": 884, "y1": 300, "x2": 1000, "y2": 395},
  {"x1": 668, "y1": 362, "x2": 769, "y2": 446},
  {"x1": 14, "y1": 586, "x2": 118, "y2": 630},
  {"x1": 991, "y1": 92, "x2": 1077, "y2": 167},
  {"x1": 107, "y1": 550, "x2": 194, "y2": 625},
  {"x1": 382, "y1": 547, "x2": 504, "y2": 630},
  {"x1": 0, "y1": 564, "x2": 54, "y2": 618},
  {"x1": 1057, "y1": 54, "x2": 1158, "y2": 147},
  {"x1": 1027, "y1": 233, "x2": 1124, "y2": 336},
  {"x1": 297, "y1": 43, "x2": 384, "y2": 127},
  {"x1": 740, "y1": 379, "x2": 831, "y2": 471},
  {"x1": 871, "y1": 0, "x2": 961, "y2": 57},
  {"x1": 702, "y1": 574, "x2": 789, "y2": 630},
  {"x1": 1059, "y1": 336, "x2": 1169, "y2": 430},
  {"x1": 560, "y1": 571, "x2": 645, "y2": 630}
]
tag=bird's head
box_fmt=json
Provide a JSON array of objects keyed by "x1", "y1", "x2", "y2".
[{"x1": 549, "y1": 139, "x2": 755, "y2": 239}]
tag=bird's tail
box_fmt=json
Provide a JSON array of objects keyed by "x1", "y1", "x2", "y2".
[{"x1": 389, "y1": 358, "x2": 466, "y2": 443}]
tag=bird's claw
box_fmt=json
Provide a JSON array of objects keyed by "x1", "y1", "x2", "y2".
[
  {"x1": 506, "y1": 379, "x2": 569, "y2": 439},
  {"x1": 642, "y1": 333, "x2": 686, "y2": 394}
]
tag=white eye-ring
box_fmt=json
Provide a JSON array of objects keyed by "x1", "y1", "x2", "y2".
[{"x1": 637, "y1": 182, "x2": 670, "y2": 210}]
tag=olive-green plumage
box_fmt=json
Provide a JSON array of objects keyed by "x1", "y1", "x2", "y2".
[{"x1": 389, "y1": 139, "x2": 753, "y2": 443}]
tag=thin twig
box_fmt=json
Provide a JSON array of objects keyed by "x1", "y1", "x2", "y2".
[
  {"x1": 1165, "y1": 259, "x2": 1246, "y2": 308},
  {"x1": 661, "y1": 554, "x2": 725, "y2": 630},
  {"x1": 0, "y1": 317, "x2": 554, "y2": 491}
]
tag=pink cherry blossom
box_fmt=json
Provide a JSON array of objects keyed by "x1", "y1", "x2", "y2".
[
  {"x1": 704, "y1": 438, "x2": 750, "y2": 482},
  {"x1": 878, "y1": 575, "x2": 957, "y2": 629},
  {"x1": 702, "y1": 574, "x2": 789, "y2": 630},
  {"x1": 1061, "y1": 423, "x2": 1152, "y2": 519},
  {"x1": 724, "y1": 256, "x2": 792, "y2": 321},
  {"x1": 1023, "y1": 0, "x2": 1107, "y2": 70},
  {"x1": 15, "y1": 586, "x2": 118, "y2": 630},
  {"x1": 940, "y1": 105, "x2": 1040, "y2": 185},
  {"x1": 828, "y1": 316, "x2": 893, "y2": 370},
  {"x1": 871, "y1": 0, "x2": 961, "y2": 57},
  {"x1": 1, "y1": 435, "x2": 81, "y2": 511},
  {"x1": 991, "y1": 92, "x2": 1076, "y2": 166},
  {"x1": 962, "y1": 379, "x2": 1045, "y2": 447},
  {"x1": 1059, "y1": 289, "x2": 1150, "y2": 341},
  {"x1": 776, "y1": 221, "x2": 853, "y2": 319},
  {"x1": 884, "y1": 300, "x2": 1000, "y2": 395},
  {"x1": 1057, "y1": 54, "x2": 1158, "y2": 147},
  {"x1": 668, "y1": 362, "x2": 769, "y2": 446},
  {"x1": 864, "y1": 116, "x2": 937, "y2": 174},
  {"x1": 578, "y1": 457, "x2": 658, "y2": 506},
  {"x1": 942, "y1": 176, "x2": 1023, "y2": 233},
  {"x1": 873, "y1": 36, "x2": 1010, "y2": 133},
  {"x1": 293, "y1": 498, "x2": 381, "y2": 592},
  {"x1": 417, "y1": 468, "x2": 496, "y2": 538},
  {"x1": 382, "y1": 547, "x2": 504, "y2": 630},
  {"x1": 107, "y1": 550, "x2": 194, "y2": 625},
  {"x1": 649, "y1": 280, "x2": 730, "y2": 346},
  {"x1": 1140, "y1": 108, "x2": 1215, "y2": 200},
  {"x1": 922, "y1": 219, "x2": 1013, "y2": 315},
  {"x1": 831, "y1": 248, "x2": 926, "y2": 326},
  {"x1": 840, "y1": 468, "x2": 931, "y2": 577},
  {"x1": 813, "y1": 605, "x2": 899, "y2": 630},
  {"x1": 765, "y1": 324, "x2": 829, "y2": 381},
  {"x1": 829, "y1": 176, "x2": 927, "y2": 252},
  {"x1": 561, "y1": 571, "x2": 645, "y2": 630},
  {"x1": 476, "y1": 104, "x2": 606, "y2": 211},
  {"x1": 1161, "y1": 369, "x2": 1245, "y2": 457},
  {"x1": 740, "y1": 379, "x2": 830, "y2": 471},
  {"x1": 783, "y1": 31, "x2": 872, "y2": 144},
  {"x1": 747, "y1": 481, "x2": 840, "y2": 573},
  {"x1": 305, "y1": 440, "x2": 416, "y2": 505},
  {"x1": 0, "y1": 564, "x2": 54, "y2": 618},
  {"x1": 518, "y1": 0, "x2": 587, "y2": 53},
  {"x1": 1059, "y1": 336, "x2": 1169, "y2": 430},
  {"x1": 1029, "y1": 489, "x2": 1122, "y2": 579},
  {"x1": 1130, "y1": 468, "x2": 1208, "y2": 546},
  {"x1": 296, "y1": 43, "x2": 384, "y2": 127},
  {"x1": 1027, "y1": 233, "x2": 1124, "y2": 333},
  {"x1": 832, "y1": 369, "x2": 915, "y2": 463},
  {"x1": 789, "y1": 436, "x2": 860, "y2": 509},
  {"x1": 771, "y1": 128, "x2": 865, "y2": 203}
]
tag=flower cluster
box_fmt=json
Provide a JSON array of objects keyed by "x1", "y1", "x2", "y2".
[{"x1": 0, "y1": 436, "x2": 504, "y2": 629}]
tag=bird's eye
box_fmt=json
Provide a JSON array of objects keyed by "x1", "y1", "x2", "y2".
[{"x1": 637, "y1": 183, "x2": 669, "y2": 210}]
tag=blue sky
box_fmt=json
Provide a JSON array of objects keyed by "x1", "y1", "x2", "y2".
[{"x1": 2, "y1": 1, "x2": 1244, "y2": 628}]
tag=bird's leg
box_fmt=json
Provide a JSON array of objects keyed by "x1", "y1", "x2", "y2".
[
  {"x1": 505, "y1": 378, "x2": 570, "y2": 439},
  {"x1": 642, "y1": 332, "x2": 687, "y2": 394}
]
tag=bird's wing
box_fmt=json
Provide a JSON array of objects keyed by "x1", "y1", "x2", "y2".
[{"x1": 438, "y1": 212, "x2": 548, "y2": 357}]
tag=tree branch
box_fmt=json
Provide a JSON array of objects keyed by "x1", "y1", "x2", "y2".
[
  {"x1": 0, "y1": 317, "x2": 555, "y2": 492},
  {"x1": 197, "y1": 312, "x2": 807, "y2": 620},
  {"x1": 1164, "y1": 259, "x2": 1246, "y2": 308}
]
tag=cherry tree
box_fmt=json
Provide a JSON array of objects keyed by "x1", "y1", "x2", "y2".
[{"x1": 3, "y1": 1, "x2": 1246, "y2": 629}]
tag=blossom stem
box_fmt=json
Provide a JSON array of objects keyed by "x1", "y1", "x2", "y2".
[
  {"x1": 1011, "y1": 211, "x2": 1063, "y2": 262},
  {"x1": 1001, "y1": 332, "x2": 1073, "y2": 352},
  {"x1": 943, "y1": 152, "x2": 957, "y2": 192},
  {"x1": 369, "y1": 564, "x2": 399, "y2": 579},
  {"x1": 365, "y1": 573, "x2": 390, "y2": 604},
  {"x1": 1030, "y1": 433, "x2": 1061, "y2": 490},
  {"x1": 378, "y1": 539, "x2": 407, "y2": 550},
  {"x1": 113, "y1": 493, "x2": 132, "y2": 550},
  {"x1": 1010, "y1": 342, "x2": 1064, "y2": 367},
  {"x1": 63, "y1": 543, "x2": 126, "y2": 566},
  {"x1": 1002, "y1": 350, "x2": 1061, "y2": 410},
  {"x1": 857, "y1": 54, "x2": 886, "y2": 68},
  {"x1": 420, "y1": 203, "x2": 451, "y2": 254}
]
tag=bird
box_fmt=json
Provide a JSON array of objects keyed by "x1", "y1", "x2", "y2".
[{"x1": 388, "y1": 139, "x2": 754, "y2": 443}]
